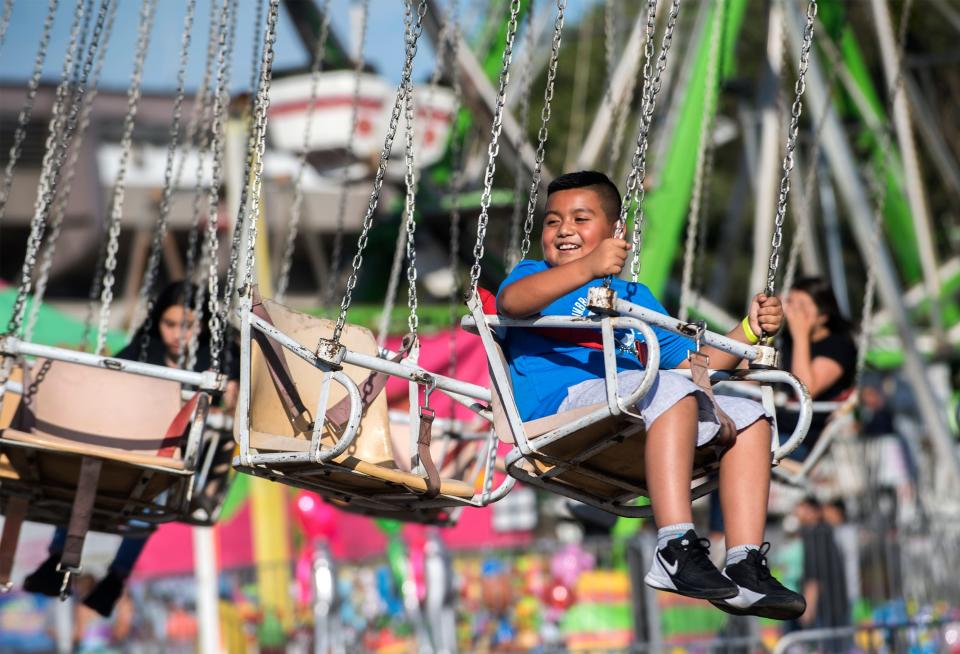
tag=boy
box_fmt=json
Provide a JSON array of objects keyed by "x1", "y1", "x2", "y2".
[{"x1": 497, "y1": 171, "x2": 805, "y2": 620}]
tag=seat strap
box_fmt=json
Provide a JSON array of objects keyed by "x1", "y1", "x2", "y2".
[
  {"x1": 251, "y1": 293, "x2": 313, "y2": 432},
  {"x1": 688, "y1": 351, "x2": 737, "y2": 453},
  {"x1": 0, "y1": 495, "x2": 28, "y2": 590},
  {"x1": 60, "y1": 456, "x2": 102, "y2": 573},
  {"x1": 416, "y1": 407, "x2": 441, "y2": 498}
]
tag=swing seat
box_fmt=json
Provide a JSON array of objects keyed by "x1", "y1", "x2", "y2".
[
  {"x1": 0, "y1": 358, "x2": 208, "y2": 533},
  {"x1": 482, "y1": 318, "x2": 721, "y2": 514},
  {"x1": 234, "y1": 300, "x2": 476, "y2": 511}
]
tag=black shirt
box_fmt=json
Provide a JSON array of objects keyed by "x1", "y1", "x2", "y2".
[{"x1": 801, "y1": 521, "x2": 850, "y2": 628}]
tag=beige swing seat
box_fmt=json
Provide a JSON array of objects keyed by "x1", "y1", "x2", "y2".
[
  {"x1": 234, "y1": 299, "x2": 476, "y2": 512},
  {"x1": 0, "y1": 358, "x2": 208, "y2": 531}
]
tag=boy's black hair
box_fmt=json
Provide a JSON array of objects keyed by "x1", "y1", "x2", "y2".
[{"x1": 546, "y1": 170, "x2": 622, "y2": 222}]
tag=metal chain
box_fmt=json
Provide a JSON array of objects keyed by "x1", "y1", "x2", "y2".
[
  {"x1": 329, "y1": 0, "x2": 428, "y2": 345},
  {"x1": 324, "y1": 0, "x2": 370, "y2": 307},
  {"x1": 505, "y1": 2, "x2": 535, "y2": 269},
  {"x1": 0, "y1": 0, "x2": 58, "y2": 230},
  {"x1": 0, "y1": 0, "x2": 15, "y2": 53},
  {"x1": 678, "y1": 0, "x2": 723, "y2": 322},
  {"x1": 95, "y1": 0, "x2": 157, "y2": 355},
  {"x1": 26, "y1": 0, "x2": 117, "y2": 342},
  {"x1": 6, "y1": 0, "x2": 99, "y2": 337},
  {"x1": 240, "y1": 0, "x2": 281, "y2": 297},
  {"x1": 401, "y1": 7, "x2": 421, "y2": 337},
  {"x1": 275, "y1": 0, "x2": 332, "y2": 303},
  {"x1": 855, "y1": 0, "x2": 914, "y2": 389},
  {"x1": 468, "y1": 0, "x2": 522, "y2": 299},
  {"x1": 446, "y1": 0, "x2": 463, "y2": 380},
  {"x1": 131, "y1": 0, "x2": 197, "y2": 360},
  {"x1": 219, "y1": 0, "x2": 263, "y2": 328},
  {"x1": 763, "y1": 0, "x2": 817, "y2": 299},
  {"x1": 518, "y1": 0, "x2": 565, "y2": 261},
  {"x1": 621, "y1": 0, "x2": 682, "y2": 282}
]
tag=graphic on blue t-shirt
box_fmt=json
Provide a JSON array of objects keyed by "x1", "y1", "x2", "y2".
[{"x1": 496, "y1": 259, "x2": 695, "y2": 421}]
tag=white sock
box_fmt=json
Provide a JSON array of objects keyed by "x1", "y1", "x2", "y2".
[
  {"x1": 657, "y1": 523, "x2": 695, "y2": 550},
  {"x1": 725, "y1": 544, "x2": 760, "y2": 567}
]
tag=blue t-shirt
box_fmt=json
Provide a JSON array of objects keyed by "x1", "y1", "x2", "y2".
[{"x1": 496, "y1": 259, "x2": 695, "y2": 421}]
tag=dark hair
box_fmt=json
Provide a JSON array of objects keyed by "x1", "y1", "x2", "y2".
[
  {"x1": 138, "y1": 281, "x2": 208, "y2": 344},
  {"x1": 827, "y1": 498, "x2": 847, "y2": 518},
  {"x1": 546, "y1": 170, "x2": 622, "y2": 222},
  {"x1": 799, "y1": 495, "x2": 822, "y2": 509},
  {"x1": 789, "y1": 276, "x2": 852, "y2": 336}
]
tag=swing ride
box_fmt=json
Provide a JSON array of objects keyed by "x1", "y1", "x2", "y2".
[{"x1": 0, "y1": 5, "x2": 957, "y2": 647}]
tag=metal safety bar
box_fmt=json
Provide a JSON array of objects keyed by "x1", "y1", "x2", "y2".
[{"x1": 0, "y1": 336, "x2": 225, "y2": 391}]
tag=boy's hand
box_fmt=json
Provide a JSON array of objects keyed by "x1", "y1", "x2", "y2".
[
  {"x1": 748, "y1": 293, "x2": 783, "y2": 338},
  {"x1": 582, "y1": 238, "x2": 631, "y2": 278}
]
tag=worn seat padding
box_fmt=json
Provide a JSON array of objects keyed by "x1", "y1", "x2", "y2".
[
  {"x1": 242, "y1": 300, "x2": 474, "y2": 499},
  {"x1": 0, "y1": 359, "x2": 190, "y2": 504},
  {"x1": 488, "y1": 337, "x2": 718, "y2": 500}
]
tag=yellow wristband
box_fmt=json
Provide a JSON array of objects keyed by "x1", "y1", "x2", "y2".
[{"x1": 741, "y1": 316, "x2": 760, "y2": 345}]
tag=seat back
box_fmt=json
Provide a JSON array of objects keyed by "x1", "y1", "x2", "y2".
[
  {"x1": 246, "y1": 300, "x2": 395, "y2": 466},
  {"x1": 0, "y1": 365, "x2": 23, "y2": 430},
  {"x1": 10, "y1": 359, "x2": 186, "y2": 458}
]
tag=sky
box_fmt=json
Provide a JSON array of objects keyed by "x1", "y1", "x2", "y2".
[
  {"x1": 0, "y1": 0, "x2": 595, "y2": 94},
  {"x1": 0, "y1": 0, "x2": 437, "y2": 93}
]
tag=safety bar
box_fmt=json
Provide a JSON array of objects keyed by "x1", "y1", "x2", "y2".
[
  {"x1": 0, "y1": 336, "x2": 225, "y2": 392},
  {"x1": 245, "y1": 313, "x2": 364, "y2": 464}
]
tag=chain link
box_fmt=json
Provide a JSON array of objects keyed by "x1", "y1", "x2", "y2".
[
  {"x1": 623, "y1": 0, "x2": 681, "y2": 282},
  {"x1": 324, "y1": 0, "x2": 370, "y2": 308},
  {"x1": 26, "y1": 0, "x2": 117, "y2": 343},
  {"x1": 7, "y1": 0, "x2": 103, "y2": 337},
  {"x1": 468, "y1": 0, "x2": 522, "y2": 299},
  {"x1": 95, "y1": 0, "x2": 157, "y2": 355},
  {"x1": 330, "y1": 0, "x2": 428, "y2": 345},
  {"x1": 519, "y1": 0, "x2": 565, "y2": 262},
  {"x1": 505, "y1": 3, "x2": 535, "y2": 269},
  {"x1": 240, "y1": 0, "x2": 281, "y2": 300},
  {"x1": 129, "y1": 0, "x2": 197, "y2": 360},
  {"x1": 401, "y1": 3, "x2": 421, "y2": 337},
  {"x1": 275, "y1": 0, "x2": 332, "y2": 303},
  {"x1": 0, "y1": 0, "x2": 59, "y2": 230},
  {"x1": 678, "y1": 0, "x2": 723, "y2": 322},
  {"x1": 763, "y1": 0, "x2": 817, "y2": 299}
]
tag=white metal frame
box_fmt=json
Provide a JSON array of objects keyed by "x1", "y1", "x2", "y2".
[
  {"x1": 232, "y1": 295, "x2": 515, "y2": 516},
  {"x1": 463, "y1": 290, "x2": 812, "y2": 517}
]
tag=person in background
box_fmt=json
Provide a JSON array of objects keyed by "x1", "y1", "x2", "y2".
[
  {"x1": 23, "y1": 281, "x2": 239, "y2": 616},
  {"x1": 794, "y1": 496, "x2": 850, "y2": 632},
  {"x1": 779, "y1": 277, "x2": 857, "y2": 460},
  {"x1": 823, "y1": 498, "x2": 861, "y2": 614}
]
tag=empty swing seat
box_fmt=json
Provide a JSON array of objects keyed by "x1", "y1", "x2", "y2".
[
  {"x1": 234, "y1": 300, "x2": 476, "y2": 511},
  {"x1": 0, "y1": 358, "x2": 207, "y2": 533}
]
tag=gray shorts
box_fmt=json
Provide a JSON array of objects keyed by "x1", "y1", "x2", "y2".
[{"x1": 557, "y1": 370, "x2": 771, "y2": 448}]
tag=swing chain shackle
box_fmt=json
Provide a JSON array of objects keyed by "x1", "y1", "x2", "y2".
[
  {"x1": 764, "y1": 0, "x2": 818, "y2": 299},
  {"x1": 315, "y1": 338, "x2": 347, "y2": 370},
  {"x1": 519, "y1": 0, "x2": 567, "y2": 262},
  {"x1": 331, "y1": 0, "x2": 429, "y2": 346},
  {"x1": 468, "y1": 0, "x2": 523, "y2": 299}
]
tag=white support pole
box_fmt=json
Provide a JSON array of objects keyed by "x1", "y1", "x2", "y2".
[
  {"x1": 784, "y1": 0, "x2": 960, "y2": 493},
  {"x1": 748, "y1": 1, "x2": 784, "y2": 300},
  {"x1": 193, "y1": 526, "x2": 221, "y2": 654},
  {"x1": 869, "y1": 0, "x2": 943, "y2": 338}
]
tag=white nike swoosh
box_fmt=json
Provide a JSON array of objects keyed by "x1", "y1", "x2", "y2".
[
  {"x1": 658, "y1": 551, "x2": 679, "y2": 576},
  {"x1": 720, "y1": 573, "x2": 766, "y2": 608}
]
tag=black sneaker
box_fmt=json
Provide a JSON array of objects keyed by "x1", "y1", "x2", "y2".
[
  {"x1": 82, "y1": 570, "x2": 126, "y2": 618},
  {"x1": 22, "y1": 554, "x2": 67, "y2": 597},
  {"x1": 644, "y1": 530, "x2": 739, "y2": 600},
  {"x1": 710, "y1": 543, "x2": 807, "y2": 620}
]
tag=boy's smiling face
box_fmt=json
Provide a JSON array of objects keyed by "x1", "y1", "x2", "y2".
[{"x1": 541, "y1": 188, "x2": 616, "y2": 267}]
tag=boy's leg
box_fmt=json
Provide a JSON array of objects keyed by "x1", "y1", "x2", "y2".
[
  {"x1": 23, "y1": 527, "x2": 70, "y2": 596},
  {"x1": 712, "y1": 419, "x2": 806, "y2": 620},
  {"x1": 643, "y1": 395, "x2": 737, "y2": 600},
  {"x1": 83, "y1": 535, "x2": 149, "y2": 618}
]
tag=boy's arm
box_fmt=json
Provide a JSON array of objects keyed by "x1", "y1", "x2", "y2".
[{"x1": 497, "y1": 239, "x2": 629, "y2": 318}]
